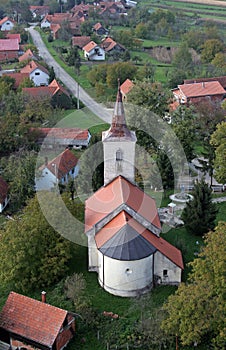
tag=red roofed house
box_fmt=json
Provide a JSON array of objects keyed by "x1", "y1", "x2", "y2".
[
  {"x1": 33, "y1": 126, "x2": 91, "y2": 149},
  {"x1": 83, "y1": 41, "x2": 105, "y2": 60},
  {"x1": 0, "y1": 17, "x2": 15, "y2": 31},
  {"x1": 0, "y1": 176, "x2": 9, "y2": 213},
  {"x1": 93, "y1": 22, "x2": 108, "y2": 36},
  {"x1": 85, "y1": 86, "x2": 183, "y2": 297},
  {"x1": 101, "y1": 36, "x2": 125, "y2": 55},
  {"x1": 72, "y1": 36, "x2": 91, "y2": 49},
  {"x1": 19, "y1": 48, "x2": 37, "y2": 62},
  {"x1": 172, "y1": 80, "x2": 226, "y2": 107},
  {"x1": 36, "y1": 149, "x2": 79, "y2": 191},
  {"x1": 5, "y1": 33, "x2": 21, "y2": 43},
  {"x1": 0, "y1": 291, "x2": 75, "y2": 350},
  {"x1": 20, "y1": 60, "x2": 49, "y2": 86},
  {"x1": 22, "y1": 79, "x2": 72, "y2": 108},
  {"x1": 0, "y1": 38, "x2": 19, "y2": 62},
  {"x1": 29, "y1": 5, "x2": 50, "y2": 19},
  {"x1": 2, "y1": 72, "x2": 30, "y2": 89},
  {"x1": 120, "y1": 78, "x2": 134, "y2": 101}
]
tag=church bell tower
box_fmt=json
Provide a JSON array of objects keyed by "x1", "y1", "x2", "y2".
[{"x1": 102, "y1": 83, "x2": 137, "y2": 185}]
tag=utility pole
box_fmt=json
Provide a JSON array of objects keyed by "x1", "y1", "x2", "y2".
[{"x1": 77, "y1": 82, "x2": 80, "y2": 110}]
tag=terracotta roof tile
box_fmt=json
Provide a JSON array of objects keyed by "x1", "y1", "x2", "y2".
[
  {"x1": 83, "y1": 40, "x2": 97, "y2": 52},
  {"x1": 0, "y1": 292, "x2": 68, "y2": 347},
  {"x1": 85, "y1": 176, "x2": 161, "y2": 232},
  {"x1": 0, "y1": 38, "x2": 19, "y2": 51},
  {"x1": 184, "y1": 76, "x2": 226, "y2": 89},
  {"x1": 120, "y1": 78, "x2": 134, "y2": 95},
  {"x1": 6, "y1": 33, "x2": 21, "y2": 43},
  {"x1": 0, "y1": 17, "x2": 16, "y2": 26},
  {"x1": 37, "y1": 127, "x2": 89, "y2": 141},
  {"x1": 72, "y1": 36, "x2": 91, "y2": 48},
  {"x1": 178, "y1": 81, "x2": 226, "y2": 98},
  {"x1": 44, "y1": 149, "x2": 78, "y2": 179},
  {"x1": 20, "y1": 60, "x2": 49, "y2": 75},
  {"x1": 18, "y1": 49, "x2": 36, "y2": 62},
  {"x1": 0, "y1": 176, "x2": 9, "y2": 204},
  {"x1": 2, "y1": 72, "x2": 30, "y2": 88}
]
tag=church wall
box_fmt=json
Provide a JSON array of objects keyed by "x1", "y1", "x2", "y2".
[
  {"x1": 98, "y1": 252, "x2": 153, "y2": 297},
  {"x1": 103, "y1": 140, "x2": 136, "y2": 185},
  {"x1": 87, "y1": 231, "x2": 99, "y2": 271},
  {"x1": 154, "y1": 251, "x2": 182, "y2": 285}
]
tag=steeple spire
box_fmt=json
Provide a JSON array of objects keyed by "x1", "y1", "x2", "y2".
[{"x1": 108, "y1": 79, "x2": 130, "y2": 137}]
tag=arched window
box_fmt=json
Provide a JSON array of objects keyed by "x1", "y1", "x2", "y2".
[{"x1": 116, "y1": 149, "x2": 122, "y2": 161}]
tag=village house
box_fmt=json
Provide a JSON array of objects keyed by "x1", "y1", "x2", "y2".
[
  {"x1": 172, "y1": 80, "x2": 226, "y2": 107},
  {"x1": 85, "y1": 86, "x2": 183, "y2": 297},
  {"x1": 0, "y1": 176, "x2": 9, "y2": 213},
  {"x1": 5, "y1": 33, "x2": 21, "y2": 43},
  {"x1": 0, "y1": 291, "x2": 75, "y2": 350},
  {"x1": 0, "y1": 38, "x2": 19, "y2": 62},
  {"x1": 93, "y1": 22, "x2": 108, "y2": 36},
  {"x1": 22, "y1": 79, "x2": 71, "y2": 108},
  {"x1": 120, "y1": 78, "x2": 134, "y2": 101},
  {"x1": 0, "y1": 17, "x2": 15, "y2": 31},
  {"x1": 20, "y1": 60, "x2": 49, "y2": 86},
  {"x1": 72, "y1": 36, "x2": 91, "y2": 49},
  {"x1": 36, "y1": 149, "x2": 79, "y2": 191},
  {"x1": 18, "y1": 48, "x2": 37, "y2": 62},
  {"x1": 33, "y1": 126, "x2": 91, "y2": 149},
  {"x1": 83, "y1": 41, "x2": 105, "y2": 60},
  {"x1": 98, "y1": 1, "x2": 127, "y2": 19},
  {"x1": 2, "y1": 72, "x2": 29, "y2": 89},
  {"x1": 101, "y1": 36, "x2": 125, "y2": 55},
  {"x1": 29, "y1": 5, "x2": 50, "y2": 19},
  {"x1": 40, "y1": 13, "x2": 84, "y2": 35}
]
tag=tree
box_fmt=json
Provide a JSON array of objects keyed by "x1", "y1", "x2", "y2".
[
  {"x1": 48, "y1": 66, "x2": 56, "y2": 84},
  {"x1": 210, "y1": 121, "x2": 226, "y2": 184},
  {"x1": 0, "y1": 194, "x2": 72, "y2": 292},
  {"x1": 201, "y1": 39, "x2": 225, "y2": 63},
  {"x1": 181, "y1": 178, "x2": 218, "y2": 235},
  {"x1": 162, "y1": 221, "x2": 226, "y2": 348},
  {"x1": 106, "y1": 62, "x2": 137, "y2": 89},
  {"x1": 156, "y1": 148, "x2": 174, "y2": 191}
]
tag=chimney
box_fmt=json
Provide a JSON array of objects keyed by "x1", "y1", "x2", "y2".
[{"x1": 41, "y1": 291, "x2": 46, "y2": 303}]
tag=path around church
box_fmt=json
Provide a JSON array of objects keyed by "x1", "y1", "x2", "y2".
[{"x1": 27, "y1": 25, "x2": 113, "y2": 124}]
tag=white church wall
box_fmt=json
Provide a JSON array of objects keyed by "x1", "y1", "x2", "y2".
[
  {"x1": 98, "y1": 252, "x2": 154, "y2": 297},
  {"x1": 87, "y1": 231, "x2": 99, "y2": 271},
  {"x1": 154, "y1": 251, "x2": 182, "y2": 285},
  {"x1": 103, "y1": 140, "x2": 136, "y2": 185}
]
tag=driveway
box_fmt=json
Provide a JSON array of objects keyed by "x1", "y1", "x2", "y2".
[{"x1": 27, "y1": 26, "x2": 112, "y2": 124}]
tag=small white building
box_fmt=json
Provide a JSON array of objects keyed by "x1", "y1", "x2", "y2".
[
  {"x1": 85, "y1": 87, "x2": 183, "y2": 297},
  {"x1": 36, "y1": 149, "x2": 79, "y2": 191},
  {"x1": 20, "y1": 60, "x2": 49, "y2": 86},
  {"x1": 0, "y1": 17, "x2": 15, "y2": 31},
  {"x1": 0, "y1": 177, "x2": 9, "y2": 213},
  {"x1": 83, "y1": 41, "x2": 105, "y2": 61}
]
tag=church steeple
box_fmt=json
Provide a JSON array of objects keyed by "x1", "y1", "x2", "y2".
[{"x1": 102, "y1": 82, "x2": 137, "y2": 185}]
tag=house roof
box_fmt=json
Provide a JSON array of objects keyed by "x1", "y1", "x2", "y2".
[
  {"x1": 101, "y1": 36, "x2": 125, "y2": 52},
  {"x1": 178, "y1": 81, "x2": 226, "y2": 98},
  {"x1": 2, "y1": 72, "x2": 30, "y2": 88},
  {"x1": 30, "y1": 5, "x2": 50, "y2": 16},
  {"x1": 85, "y1": 175, "x2": 161, "y2": 233},
  {"x1": 0, "y1": 38, "x2": 19, "y2": 51},
  {"x1": 72, "y1": 35, "x2": 91, "y2": 48},
  {"x1": 95, "y1": 210, "x2": 183, "y2": 268},
  {"x1": 0, "y1": 292, "x2": 68, "y2": 347},
  {"x1": 42, "y1": 13, "x2": 71, "y2": 25},
  {"x1": 20, "y1": 60, "x2": 49, "y2": 75},
  {"x1": 43, "y1": 149, "x2": 79, "y2": 179},
  {"x1": 0, "y1": 176, "x2": 9, "y2": 204},
  {"x1": 83, "y1": 40, "x2": 98, "y2": 52},
  {"x1": 184, "y1": 76, "x2": 226, "y2": 90},
  {"x1": 50, "y1": 23, "x2": 61, "y2": 34},
  {"x1": 37, "y1": 127, "x2": 89, "y2": 140},
  {"x1": 120, "y1": 78, "x2": 134, "y2": 95},
  {"x1": 93, "y1": 22, "x2": 103, "y2": 30},
  {"x1": 19, "y1": 49, "x2": 36, "y2": 62},
  {"x1": 6, "y1": 33, "x2": 21, "y2": 43},
  {"x1": 0, "y1": 17, "x2": 15, "y2": 26},
  {"x1": 23, "y1": 79, "x2": 69, "y2": 98}
]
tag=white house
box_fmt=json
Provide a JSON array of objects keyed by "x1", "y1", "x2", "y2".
[
  {"x1": 0, "y1": 17, "x2": 15, "y2": 31},
  {"x1": 20, "y1": 60, "x2": 49, "y2": 86},
  {"x1": 83, "y1": 41, "x2": 105, "y2": 61},
  {"x1": 0, "y1": 177, "x2": 9, "y2": 213},
  {"x1": 36, "y1": 149, "x2": 79, "y2": 191},
  {"x1": 85, "y1": 86, "x2": 183, "y2": 297}
]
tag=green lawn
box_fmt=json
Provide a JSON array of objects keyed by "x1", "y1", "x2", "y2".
[{"x1": 57, "y1": 107, "x2": 105, "y2": 129}]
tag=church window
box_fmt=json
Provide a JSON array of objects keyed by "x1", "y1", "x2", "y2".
[
  {"x1": 116, "y1": 149, "x2": 122, "y2": 161},
  {"x1": 125, "y1": 268, "x2": 132, "y2": 275}
]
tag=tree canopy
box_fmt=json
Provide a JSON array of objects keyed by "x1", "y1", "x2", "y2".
[
  {"x1": 162, "y1": 221, "x2": 226, "y2": 349},
  {"x1": 210, "y1": 121, "x2": 226, "y2": 184}
]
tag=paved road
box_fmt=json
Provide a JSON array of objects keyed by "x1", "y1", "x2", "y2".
[{"x1": 27, "y1": 26, "x2": 112, "y2": 124}]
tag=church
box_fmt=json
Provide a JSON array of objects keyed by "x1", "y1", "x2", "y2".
[{"x1": 85, "y1": 86, "x2": 183, "y2": 297}]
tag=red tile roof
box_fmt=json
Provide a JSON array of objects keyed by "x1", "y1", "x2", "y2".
[
  {"x1": 44, "y1": 149, "x2": 79, "y2": 179},
  {"x1": 19, "y1": 49, "x2": 36, "y2": 62},
  {"x1": 0, "y1": 17, "x2": 16, "y2": 26},
  {"x1": 120, "y1": 78, "x2": 134, "y2": 95},
  {"x1": 178, "y1": 81, "x2": 226, "y2": 98},
  {"x1": 2, "y1": 72, "x2": 29, "y2": 88},
  {"x1": 0, "y1": 176, "x2": 9, "y2": 204},
  {"x1": 6, "y1": 33, "x2": 21, "y2": 43},
  {"x1": 50, "y1": 23, "x2": 61, "y2": 34},
  {"x1": 72, "y1": 35, "x2": 91, "y2": 48},
  {"x1": 83, "y1": 40, "x2": 97, "y2": 52},
  {"x1": 95, "y1": 210, "x2": 184, "y2": 268},
  {"x1": 101, "y1": 36, "x2": 125, "y2": 52},
  {"x1": 93, "y1": 22, "x2": 103, "y2": 30},
  {"x1": 37, "y1": 127, "x2": 89, "y2": 141},
  {"x1": 0, "y1": 38, "x2": 19, "y2": 51},
  {"x1": 184, "y1": 76, "x2": 226, "y2": 89},
  {"x1": 85, "y1": 175, "x2": 161, "y2": 233},
  {"x1": 20, "y1": 60, "x2": 49, "y2": 75},
  {"x1": 0, "y1": 292, "x2": 68, "y2": 347},
  {"x1": 23, "y1": 79, "x2": 69, "y2": 98}
]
